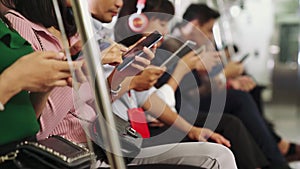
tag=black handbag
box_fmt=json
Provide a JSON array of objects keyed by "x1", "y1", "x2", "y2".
[
  {"x1": 90, "y1": 113, "x2": 143, "y2": 164},
  {"x1": 14, "y1": 135, "x2": 94, "y2": 169}
]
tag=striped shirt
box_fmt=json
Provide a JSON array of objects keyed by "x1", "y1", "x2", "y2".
[{"x1": 6, "y1": 10, "x2": 96, "y2": 143}]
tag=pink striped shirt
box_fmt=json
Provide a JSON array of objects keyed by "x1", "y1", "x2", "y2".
[{"x1": 6, "y1": 10, "x2": 96, "y2": 143}]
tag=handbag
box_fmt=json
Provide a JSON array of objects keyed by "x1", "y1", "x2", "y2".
[
  {"x1": 90, "y1": 113, "x2": 143, "y2": 164},
  {"x1": 14, "y1": 135, "x2": 94, "y2": 169}
]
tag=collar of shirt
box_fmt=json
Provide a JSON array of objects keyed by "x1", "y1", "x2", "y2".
[
  {"x1": 7, "y1": 10, "x2": 58, "y2": 41},
  {"x1": 92, "y1": 17, "x2": 105, "y2": 41}
]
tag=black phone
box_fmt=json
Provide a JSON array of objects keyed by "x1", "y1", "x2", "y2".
[
  {"x1": 239, "y1": 53, "x2": 250, "y2": 63},
  {"x1": 117, "y1": 31, "x2": 163, "y2": 71},
  {"x1": 160, "y1": 40, "x2": 197, "y2": 67}
]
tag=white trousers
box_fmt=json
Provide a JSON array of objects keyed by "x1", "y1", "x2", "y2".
[{"x1": 131, "y1": 142, "x2": 237, "y2": 169}]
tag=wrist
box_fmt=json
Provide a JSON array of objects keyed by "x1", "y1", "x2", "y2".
[
  {"x1": 187, "y1": 126, "x2": 198, "y2": 139},
  {"x1": 0, "y1": 71, "x2": 22, "y2": 105},
  {"x1": 172, "y1": 68, "x2": 185, "y2": 82},
  {"x1": 223, "y1": 67, "x2": 233, "y2": 79},
  {"x1": 108, "y1": 69, "x2": 125, "y2": 90},
  {"x1": 110, "y1": 84, "x2": 122, "y2": 96},
  {"x1": 128, "y1": 76, "x2": 137, "y2": 90}
]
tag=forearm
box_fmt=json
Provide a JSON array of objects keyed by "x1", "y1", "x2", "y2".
[
  {"x1": 107, "y1": 69, "x2": 124, "y2": 90},
  {"x1": 30, "y1": 92, "x2": 51, "y2": 118},
  {"x1": 143, "y1": 93, "x2": 193, "y2": 133},
  {"x1": 110, "y1": 76, "x2": 134, "y2": 101},
  {"x1": 167, "y1": 66, "x2": 187, "y2": 91}
]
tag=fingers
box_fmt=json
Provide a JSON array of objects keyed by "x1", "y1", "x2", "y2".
[
  {"x1": 106, "y1": 42, "x2": 127, "y2": 53},
  {"x1": 130, "y1": 63, "x2": 146, "y2": 74},
  {"x1": 55, "y1": 72, "x2": 72, "y2": 79},
  {"x1": 66, "y1": 77, "x2": 73, "y2": 87},
  {"x1": 52, "y1": 79, "x2": 69, "y2": 87},
  {"x1": 41, "y1": 51, "x2": 65, "y2": 60},
  {"x1": 198, "y1": 135, "x2": 208, "y2": 142},
  {"x1": 74, "y1": 68, "x2": 87, "y2": 83},
  {"x1": 52, "y1": 60, "x2": 85, "y2": 80},
  {"x1": 143, "y1": 47, "x2": 155, "y2": 60},
  {"x1": 237, "y1": 76, "x2": 256, "y2": 91},
  {"x1": 151, "y1": 44, "x2": 158, "y2": 54},
  {"x1": 119, "y1": 44, "x2": 129, "y2": 53},
  {"x1": 134, "y1": 55, "x2": 151, "y2": 68},
  {"x1": 211, "y1": 133, "x2": 231, "y2": 148},
  {"x1": 145, "y1": 65, "x2": 165, "y2": 75}
]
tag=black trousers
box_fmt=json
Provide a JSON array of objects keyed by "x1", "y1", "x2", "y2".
[
  {"x1": 143, "y1": 113, "x2": 269, "y2": 169},
  {"x1": 249, "y1": 86, "x2": 282, "y2": 143},
  {"x1": 183, "y1": 89, "x2": 290, "y2": 169}
]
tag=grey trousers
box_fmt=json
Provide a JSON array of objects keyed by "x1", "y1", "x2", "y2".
[{"x1": 131, "y1": 142, "x2": 237, "y2": 169}]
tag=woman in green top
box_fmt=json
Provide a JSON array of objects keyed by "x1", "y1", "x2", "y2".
[{"x1": 0, "y1": 14, "x2": 75, "y2": 167}]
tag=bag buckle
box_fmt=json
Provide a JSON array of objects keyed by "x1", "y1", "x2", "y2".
[
  {"x1": 126, "y1": 127, "x2": 138, "y2": 138},
  {"x1": 0, "y1": 151, "x2": 19, "y2": 163}
]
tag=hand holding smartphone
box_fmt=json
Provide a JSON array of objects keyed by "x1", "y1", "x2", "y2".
[
  {"x1": 159, "y1": 40, "x2": 197, "y2": 67},
  {"x1": 116, "y1": 31, "x2": 163, "y2": 71}
]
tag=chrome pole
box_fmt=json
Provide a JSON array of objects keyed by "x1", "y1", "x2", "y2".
[{"x1": 70, "y1": 0, "x2": 126, "y2": 168}]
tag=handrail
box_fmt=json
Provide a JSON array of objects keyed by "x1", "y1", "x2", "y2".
[{"x1": 70, "y1": 0, "x2": 126, "y2": 168}]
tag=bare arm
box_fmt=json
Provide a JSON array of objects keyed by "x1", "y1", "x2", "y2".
[{"x1": 142, "y1": 93, "x2": 231, "y2": 147}]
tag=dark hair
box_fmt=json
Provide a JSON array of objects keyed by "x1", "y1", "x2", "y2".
[
  {"x1": 183, "y1": 4, "x2": 220, "y2": 25},
  {"x1": 0, "y1": 0, "x2": 76, "y2": 37},
  {"x1": 115, "y1": 0, "x2": 175, "y2": 47}
]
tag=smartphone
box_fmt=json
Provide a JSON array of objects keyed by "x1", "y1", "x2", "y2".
[
  {"x1": 239, "y1": 53, "x2": 250, "y2": 63},
  {"x1": 160, "y1": 40, "x2": 197, "y2": 67},
  {"x1": 117, "y1": 31, "x2": 163, "y2": 71}
]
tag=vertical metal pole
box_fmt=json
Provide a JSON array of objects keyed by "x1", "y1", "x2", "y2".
[
  {"x1": 70, "y1": 0, "x2": 126, "y2": 168},
  {"x1": 297, "y1": 3, "x2": 300, "y2": 114}
]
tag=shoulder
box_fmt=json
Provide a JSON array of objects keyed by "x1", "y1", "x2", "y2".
[
  {"x1": 5, "y1": 10, "x2": 33, "y2": 32},
  {"x1": 5, "y1": 10, "x2": 41, "y2": 50}
]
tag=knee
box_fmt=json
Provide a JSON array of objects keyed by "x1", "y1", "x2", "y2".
[
  {"x1": 207, "y1": 143, "x2": 237, "y2": 169},
  {"x1": 199, "y1": 143, "x2": 237, "y2": 169},
  {"x1": 221, "y1": 114, "x2": 244, "y2": 129}
]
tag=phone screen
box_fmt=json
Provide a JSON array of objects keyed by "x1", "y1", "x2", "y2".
[
  {"x1": 117, "y1": 31, "x2": 163, "y2": 71},
  {"x1": 160, "y1": 40, "x2": 197, "y2": 67}
]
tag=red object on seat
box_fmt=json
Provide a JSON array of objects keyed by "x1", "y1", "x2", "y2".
[{"x1": 127, "y1": 108, "x2": 150, "y2": 138}]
